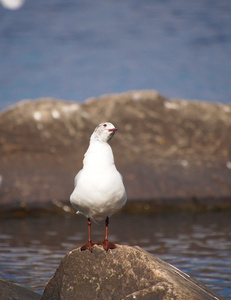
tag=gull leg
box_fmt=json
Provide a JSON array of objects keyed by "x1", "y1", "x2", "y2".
[
  {"x1": 97, "y1": 217, "x2": 116, "y2": 251},
  {"x1": 81, "y1": 218, "x2": 95, "y2": 252}
]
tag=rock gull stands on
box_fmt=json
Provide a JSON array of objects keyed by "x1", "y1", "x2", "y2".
[{"x1": 70, "y1": 122, "x2": 127, "y2": 251}]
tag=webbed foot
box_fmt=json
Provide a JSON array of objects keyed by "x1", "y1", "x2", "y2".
[
  {"x1": 97, "y1": 239, "x2": 116, "y2": 251},
  {"x1": 81, "y1": 241, "x2": 95, "y2": 252}
]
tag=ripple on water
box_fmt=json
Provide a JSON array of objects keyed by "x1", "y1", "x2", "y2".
[{"x1": 0, "y1": 212, "x2": 230, "y2": 297}]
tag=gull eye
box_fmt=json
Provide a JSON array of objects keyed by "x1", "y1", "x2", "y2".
[{"x1": 103, "y1": 123, "x2": 107, "y2": 127}]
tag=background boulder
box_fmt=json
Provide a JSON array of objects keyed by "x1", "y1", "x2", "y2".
[{"x1": 0, "y1": 91, "x2": 231, "y2": 212}]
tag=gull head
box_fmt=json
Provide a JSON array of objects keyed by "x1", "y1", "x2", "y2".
[{"x1": 91, "y1": 122, "x2": 118, "y2": 143}]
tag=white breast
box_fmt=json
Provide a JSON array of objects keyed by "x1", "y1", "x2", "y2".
[{"x1": 70, "y1": 140, "x2": 127, "y2": 221}]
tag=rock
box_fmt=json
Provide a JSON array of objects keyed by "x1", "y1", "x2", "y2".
[
  {"x1": 0, "y1": 90, "x2": 231, "y2": 213},
  {"x1": 40, "y1": 245, "x2": 224, "y2": 300},
  {"x1": 0, "y1": 278, "x2": 40, "y2": 300}
]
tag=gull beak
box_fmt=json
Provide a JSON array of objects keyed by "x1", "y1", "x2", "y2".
[{"x1": 108, "y1": 128, "x2": 118, "y2": 132}]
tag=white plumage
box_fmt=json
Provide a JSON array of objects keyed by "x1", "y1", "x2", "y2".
[{"x1": 70, "y1": 122, "x2": 127, "y2": 251}]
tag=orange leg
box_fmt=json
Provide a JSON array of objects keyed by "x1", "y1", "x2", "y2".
[
  {"x1": 81, "y1": 218, "x2": 95, "y2": 252},
  {"x1": 97, "y1": 217, "x2": 116, "y2": 251}
]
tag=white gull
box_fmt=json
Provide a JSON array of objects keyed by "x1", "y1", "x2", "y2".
[{"x1": 70, "y1": 122, "x2": 127, "y2": 251}]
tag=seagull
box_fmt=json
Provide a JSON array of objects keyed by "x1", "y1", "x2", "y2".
[{"x1": 70, "y1": 122, "x2": 127, "y2": 251}]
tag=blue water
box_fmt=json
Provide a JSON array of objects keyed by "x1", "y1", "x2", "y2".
[
  {"x1": 0, "y1": 211, "x2": 231, "y2": 298},
  {"x1": 0, "y1": 0, "x2": 231, "y2": 110}
]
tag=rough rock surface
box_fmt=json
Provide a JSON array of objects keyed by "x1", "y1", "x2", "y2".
[
  {"x1": 0, "y1": 90, "x2": 231, "y2": 212},
  {"x1": 0, "y1": 278, "x2": 40, "y2": 300},
  {"x1": 41, "y1": 245, "x2": 224, "y2": 300}
]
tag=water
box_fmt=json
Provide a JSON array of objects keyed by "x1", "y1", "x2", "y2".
[
  {"x1": 0, "y1": 0, "x2": 231, "y2": 110},
  {"x1": 0, "y1": 211, "x2": 230, "y2": 298}
]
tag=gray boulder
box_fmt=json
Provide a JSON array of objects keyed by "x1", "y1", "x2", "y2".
[
  {"x1": 0, "y1": 278, "x2": 40, "y2": 300},
  {"x1": 41, "y1": 245, "x2": 224, "y2": 300},
  {"x1": 0, "y1": 91, "x2": 231, "y2": 212}
]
